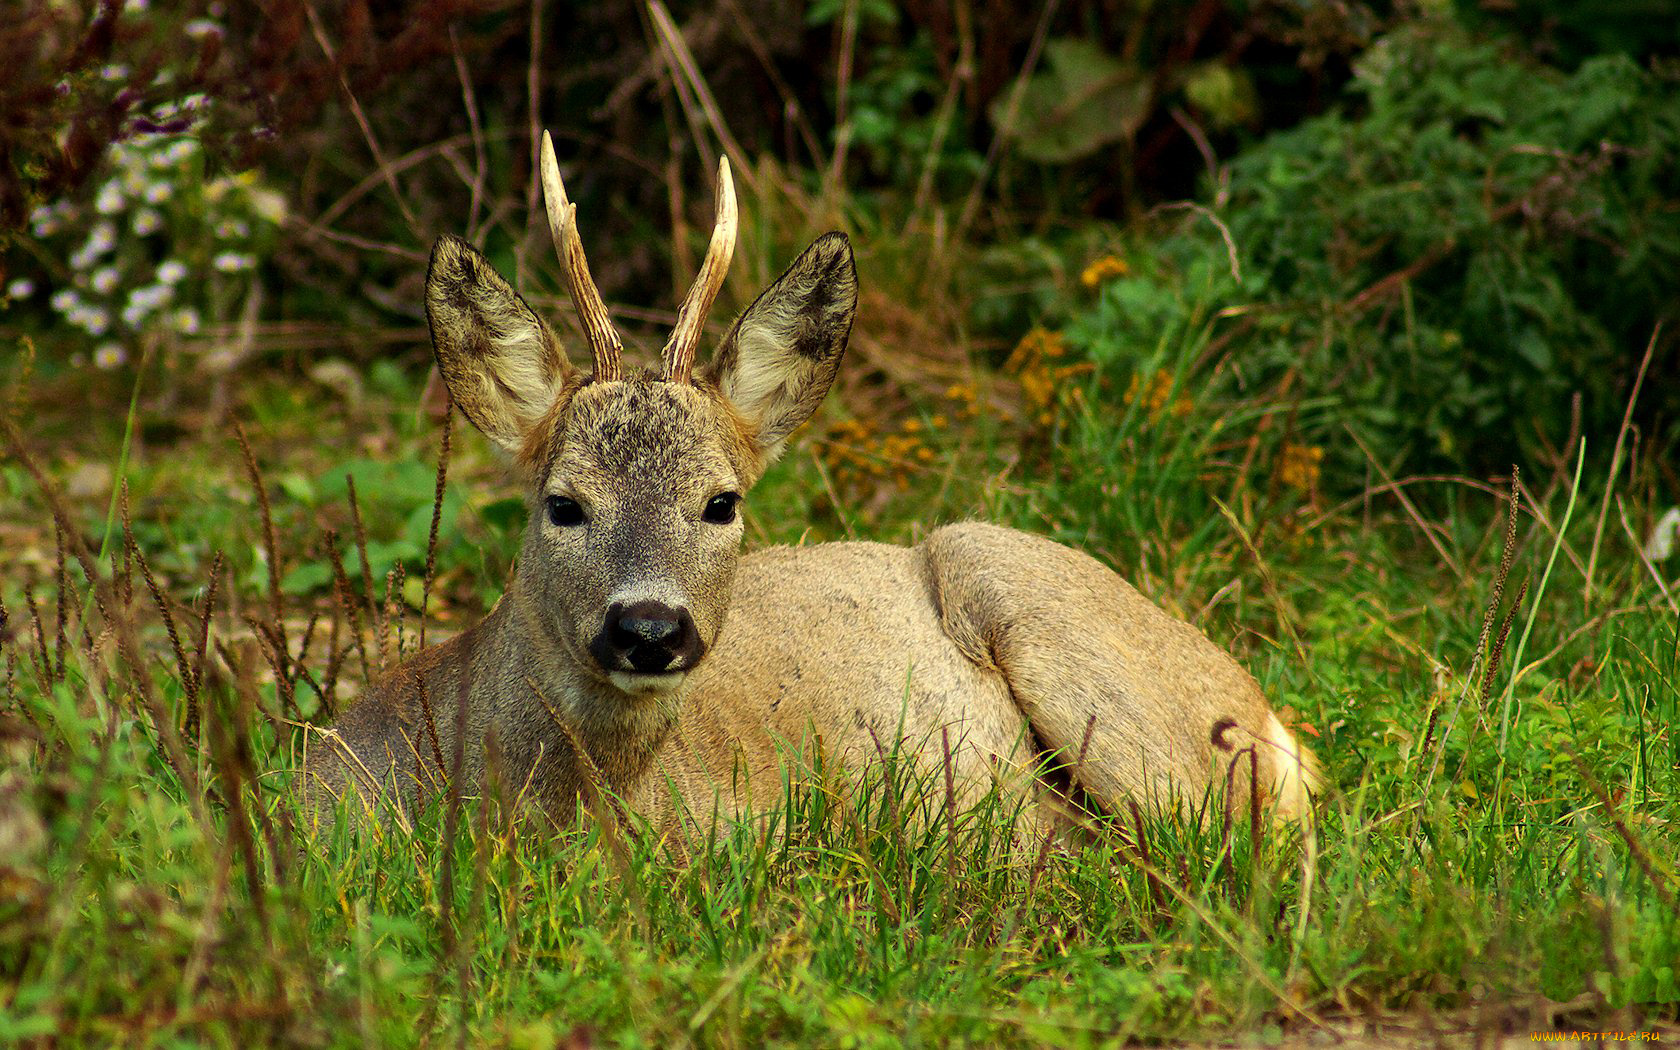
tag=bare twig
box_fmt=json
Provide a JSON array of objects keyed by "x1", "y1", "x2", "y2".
[
  {"x1": 717, "y1": 0, "x2": 825, "y2": 170},
  {"x1": 823, "y1": 0, "x2": 860, "y2": 199},
  {"x1": 955, "y1": 0, "x2": 1061, "y2": 239},
  {"x1": 645, "y1": 0, "x2": 757, "y2": 193},
  {"x1": 449, "y1": 27, "x2": 490, "y2": 239},
  {"x1": 1583, "y1": 325, "x2": 1660, "y2": 607},
  {"x1": 1152, "y1": 201, "x2": 1241, "y2": 284},
  {"x1": 1564, "y1": 745, "x2": 1677, "y2": 913},
  {"x1": 304, "y1": 1, "x2": 420, "y2": 234},
  {"x1": 908, "y1": 0, "x2": 974, "y2": 228},
  {"x1": 1345, "y1": 424, "x2": 1466, "y2": 581},
  {"x1": 1617, "y1": 495, "x2": 1678, "y2": 615}
]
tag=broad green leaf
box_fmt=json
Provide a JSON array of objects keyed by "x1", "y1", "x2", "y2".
[{"x1": 990, "y1": 38, "x2": 1150, "y2": 164}]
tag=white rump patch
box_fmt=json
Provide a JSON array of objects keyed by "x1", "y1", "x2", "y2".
[{"x1": 1261, "y1": 712, "x2": 1320, "y2": 824}]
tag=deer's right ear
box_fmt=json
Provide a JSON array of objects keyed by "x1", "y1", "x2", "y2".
[{"x1": 425, "y1": 234, "x2": 576, "y2": 454}]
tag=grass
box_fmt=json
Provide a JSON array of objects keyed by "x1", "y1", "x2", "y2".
[{"x1": 2, "y1": 286, "x2": 1677, "y2": 1047}]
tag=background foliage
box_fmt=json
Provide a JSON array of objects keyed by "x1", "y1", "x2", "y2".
[{"x1": 2, "y1": 0, "x2": 1678, "y2": 1045}]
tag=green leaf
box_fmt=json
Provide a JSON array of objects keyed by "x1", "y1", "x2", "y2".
[
  {"x1": 281, "y1": 560, "x2": 333, "y2": 595},
  {"x1": 277, "y1": 472, "x2": 316, "y2": 507},
  {"x1": 480, "y1": 495, "x2": 528, "y2": 533},
  {"x1": 990, "y1": 38, "x2": 1150, "y2": 164},
  {"x1": 1184, "y1": 62, "x2": 1259, "y2": 129}
]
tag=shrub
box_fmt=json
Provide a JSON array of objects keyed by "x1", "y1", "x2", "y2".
[
  {"x1": 12, "y1": 122, "x2": 284, "y2": 368},
  {"x1": 1075, "y1": 21, "x2": 1680, "y2": 486}
]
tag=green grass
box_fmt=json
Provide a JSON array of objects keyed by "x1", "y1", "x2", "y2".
[{"x1": 2, "y1": 318, "x2": 1677, "y2": 1046}]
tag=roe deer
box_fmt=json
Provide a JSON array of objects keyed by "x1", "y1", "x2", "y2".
[{"x1": 304, "y1": 132, "x2": 1319, "y2": 836}]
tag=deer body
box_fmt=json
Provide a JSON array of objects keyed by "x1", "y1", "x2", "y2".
[
  {"x1": 314, "y1": 524, "x2": 1305, "y2": 833},
  {"x1": 305, "y1": 135, "x2": 1317, "y2": 832}
]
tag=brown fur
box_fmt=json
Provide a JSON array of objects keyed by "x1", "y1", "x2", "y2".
[{"x1": 305, "y1": 232, "x2": 1319, "y2": 837}]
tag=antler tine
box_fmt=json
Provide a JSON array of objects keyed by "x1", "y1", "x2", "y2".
[
  {"x1": 540, "y1": 130, "x2": 623, "y2": 382},
  {"x1": 662, "y1": 156, "x2": 737, "y2": 384}
]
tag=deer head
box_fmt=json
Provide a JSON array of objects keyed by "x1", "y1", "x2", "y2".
[{"x1": 423, "y1": 133, "x2": 856, "y2": 713}]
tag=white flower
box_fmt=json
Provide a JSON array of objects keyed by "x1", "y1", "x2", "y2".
[
  {"x1": 71, "y1": 222, "x2": 119, "y2": 268},
  {"x1": 50, "y1": 289, "x2": 80, "y2": 313},
  {"x1": 91, "y1": 267, "x2": 120, "y2": 294},
  {"x1": 156, "y1": 260, "x2": 187, "y2": 284},
  {"x1": 89, "y1": 221, "x2": 117, "y2": 254},
  {"x1": 29, "y1": 205, "x2": 61, "y2": 237},
  {"x1": 163, "y1": 139, "x2": 198, "y2": 165},
  {"x1": 172, "y1": 307, "x2": 201, "y2": 334},
  {"x1": 185, "y1": 19, "x2": 221, "y2": 37},
  {"x1": 249, "y1": 187, "x2": 287, "y2": 226},
  {"x1": 213, "y1": 251, "x2": 254, "y2": 272},
  {"x1": 6, "y1": 278, "x2": 34, "y2": 299},
  {"x1": 120, "y1": 283, "x2": 173, "y2": 326},
  {"x1": 132, "y1": 210, "x2": 162, "y2": 236},
  {"x1": 215, "y1": 219, "x2": 250, "y2": 240},
  {"x1": 143, "y1": 181, "x2": 170, "y2": 205},
  {"x1": 70, "y1": 305, "x2": 110, "y2": 335},
  {"x1": 100, "y1": 63, "x2": 130, "y2": 82},
  {"x1": 95, "y1": 180, "x2": 125, "y2": 215},
  {"x1": 94, "y1": 343, "x2": 127, "y2": 369}
]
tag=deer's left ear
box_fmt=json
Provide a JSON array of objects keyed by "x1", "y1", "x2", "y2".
[
  {"x1": 701, "y1": 232, "x2": 856, "y2": 458},
  {"x1": 426, "y1": 234, "x2": 578, "y2": 454}
]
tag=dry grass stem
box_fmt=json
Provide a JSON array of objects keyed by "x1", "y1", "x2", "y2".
[
  {"x1": 1583, "y1": 325, "x2": 1660, "y2": 607},
  {"x1": 420, "y1": 405, "x2": 452, "y2": 651}
]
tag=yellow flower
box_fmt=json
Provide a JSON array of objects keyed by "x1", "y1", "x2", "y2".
[
  {"x1": 1144, "y1": 370, "x2": 1174, "y2": 414},
  {"x1": 1278, "y1": 443, "x2": 1325, "y2": 491},
  {"x1": 1080, "y1": 255, "x2": 1131, "y2": 288},
  {"x1": 1007, "y1": 327, "x2": 1066, "y2": 370}
]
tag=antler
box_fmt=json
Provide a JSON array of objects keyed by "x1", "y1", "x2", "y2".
[
  {"x1": 662, "y1": 156, "x2": 737, "y2": 384},
  {"x1": 539, "y1": 130, "x2": 624, "y2": 382}
]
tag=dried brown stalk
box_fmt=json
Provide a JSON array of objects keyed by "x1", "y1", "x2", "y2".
[{"x1": 420, "y1": 406, "x2": 452, "y2": 651}]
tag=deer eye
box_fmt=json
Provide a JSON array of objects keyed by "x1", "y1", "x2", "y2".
[
  {"x1": 702, "y1": 492, "x2": 741, "y2": 525},
  {"x1": 545, "y1": 495, "x2": 585, "y2": 527}
]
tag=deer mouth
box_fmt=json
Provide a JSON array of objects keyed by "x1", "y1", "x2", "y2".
[{"x1": 607, "y1": 669, "x2": 692, "y2": 697}]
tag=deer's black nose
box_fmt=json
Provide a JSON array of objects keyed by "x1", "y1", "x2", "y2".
[{"x1": 592, "y1": 600, "x2": 701, "y2": 675}]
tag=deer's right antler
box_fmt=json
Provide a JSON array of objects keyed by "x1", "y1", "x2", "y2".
[{"x1": 540, "y1": 130, "x2": 624, "y2": 382}]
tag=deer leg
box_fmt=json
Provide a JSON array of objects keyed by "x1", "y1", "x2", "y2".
[{"x1": 920, "y1": 522, "x2": 1317, "y2": 826}]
